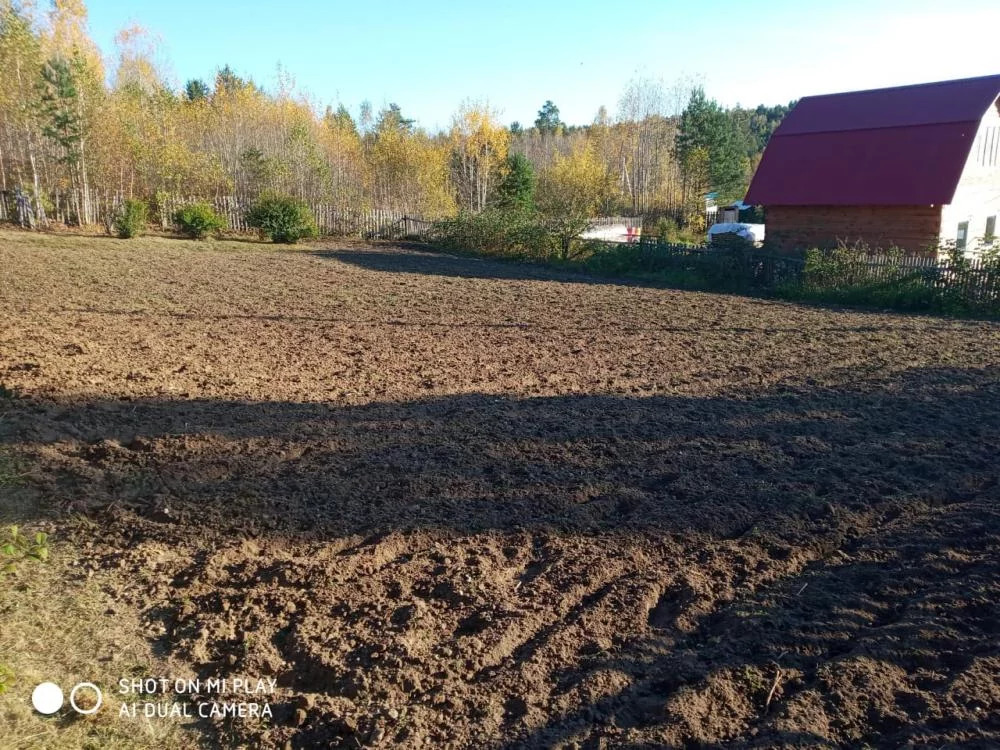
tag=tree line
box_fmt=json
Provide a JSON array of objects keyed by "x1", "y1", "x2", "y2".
[{"x1": 0, "y1": 1, "x2": 790, "y2": 231}]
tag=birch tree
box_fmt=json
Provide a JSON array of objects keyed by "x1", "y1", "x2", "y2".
[
  {"x1": 537, "y1": 141, "x2": 611, "y2": 258},
  {"x1": 449, "y1": 101, "x2": 509, "y2": 212},
  {"x1": 0, "y1": 3, "x2": 46, "y2": 222}
]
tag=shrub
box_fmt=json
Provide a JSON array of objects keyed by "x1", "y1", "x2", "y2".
[
  {"x1": 580, "y1": 241, "x2": 646, "y2": 275},
  {"x1": 174, "y1": 202, "x2": 226, "y2": 239},
  {"x1": 113, "y1": 198, "x2": 148, "y2": 239},
  {"x1": 796, "y1": 244, "x2": 940, "y2": 311},
  {"x1": 246, "y1": 194, "x2": 318, "y2": 244},
  {"x1": 648, "y1": 215, "x2": 704, "y2": 246},
  {"x1": 430, "y1": 208, "x2": 554, "y2": 259},
  {"x1": 709, "y1": 232, "x2": 754, "y2": 251},
  {"x1": 653, "y1": 216, "x2": 674, "y2": 241}
]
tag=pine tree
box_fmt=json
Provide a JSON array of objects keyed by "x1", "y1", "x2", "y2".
[
  {"x1": 38, "y1": 55, "x2": 86, "y2": 222},
  {"x1": 534, "y1": 100, "x2": 564, "y2": 134},
  {"x1": 184, "y1": 78, "x2": 209, "y2": 102},
  {"x1": 675, "y1": 87, "x2": 749, "y2": 204},
  {"x1": 491, "y1": 152, "x2": 535, "y2": 211}
]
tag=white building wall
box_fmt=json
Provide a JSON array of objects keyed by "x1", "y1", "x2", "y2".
[{"x1": 941, "y1": 99, "x2": 1000, "y2": 256}]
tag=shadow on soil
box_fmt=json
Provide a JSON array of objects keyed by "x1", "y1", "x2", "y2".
[
  {"x1": 316, "y1": 246, "x2": 600, "y2": 285},
  {"x1": 2, "y1": 366, "x2": 999, "y2": 747},
  {"x1": 320, "y1": 245, "x2": 997, "y2": 323},
  {"x1": 5, "y1": 366, "x2": 997, "y2": 538}
]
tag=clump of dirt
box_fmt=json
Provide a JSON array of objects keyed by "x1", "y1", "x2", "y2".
[{"x1": 3, "y1": 234, "x2": 1000, "y2": 748}]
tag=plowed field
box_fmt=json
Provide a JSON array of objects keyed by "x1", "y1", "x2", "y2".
[{"x1": 3, "y1": 231, "x2": 999, "y2": 748}]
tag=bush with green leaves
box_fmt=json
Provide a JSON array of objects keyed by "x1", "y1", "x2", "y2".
[
  {"x1": 582, "y1": 241, "x2": 649, "y2": 275},
  {"x1": 246, "y1": 194, "x2": 318, "y2": 243},
  {"x1": 653, "y1": 216, "x2": 674, "y2": 241},
  {"x1": 1, "y1": 525, "x2": 48, "y2": 576},
  {"x1": 795, "y1": 244, "x2": 941, "y2": 311},
  {"x1": 174, "y1": 202, "x2": 226, "y2": 239},
  {"x1": 586, "y1": 241, "x2": 752, "y2": 290},
  {"x1": 651, "y1": 215, "x2": 707, "y2": 246},
  {"x1": 113, "y1": 198, "x2": 148, "y2": 239},
  {"x1": 430, "y1": 208, "x2": 554, "y2": 259}
]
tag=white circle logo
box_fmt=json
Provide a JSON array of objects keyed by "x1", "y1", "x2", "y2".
[
  {"x1": 69, "y1": 682, "x2": 103, "y2": 715},
  {"x1": 31, "y1": 682, "x2": 64, "y2": 714}
]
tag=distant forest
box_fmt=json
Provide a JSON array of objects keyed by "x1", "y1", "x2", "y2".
[{"x1": 0, "y1": 1, "x2": 791, "y2": 228}]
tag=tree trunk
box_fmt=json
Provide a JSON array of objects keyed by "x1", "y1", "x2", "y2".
[{"x1": 14, "y1": 56, "x2": 46, "y2": 226}]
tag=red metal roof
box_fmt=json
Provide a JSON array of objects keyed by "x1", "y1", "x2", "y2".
[{"x1": 745, "y1": 75, "x2": 1000, "y2": 206}]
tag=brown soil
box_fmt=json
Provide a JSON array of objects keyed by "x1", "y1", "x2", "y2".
[{"x1": 2, "y1": 232, "x2": 1000, "y2": 749}]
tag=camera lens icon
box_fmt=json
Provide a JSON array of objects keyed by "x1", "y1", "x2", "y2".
[
  {"x1": 70, "y1": 682, "x2": 103, "y2": 714},
  {"x1": 32, "y1": 681, "x2": 103, "y2": 715}
]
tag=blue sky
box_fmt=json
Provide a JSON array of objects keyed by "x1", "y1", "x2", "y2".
[{"x1": 85, "y1": 0, "x2": 1000, "y2": 131}]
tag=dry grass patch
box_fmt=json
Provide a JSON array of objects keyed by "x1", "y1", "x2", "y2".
[
  {"x1": 0, "y1": 535, "x2": 198, "y2": 750},
  {"x1": 0, "y1": 227, "x2": 310, "y2": 256}
]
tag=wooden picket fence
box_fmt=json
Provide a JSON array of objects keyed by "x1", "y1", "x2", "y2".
[
  {"x1": 589, "y1": 215, "x2": 643, "y2": 227},
  {"x1": 616, "y1": 237, "x2": 805, "y2": 288},
  {"x1": 813, "y1": 253, "x2": 1000, "y2": 310},
  {"x1": 623, "y1": 237, "x2": 1000, "y2": 313},
  {"x1": 0, "y1": 190, "x2": 437, "y2": 239},
  {"x1": 159, "y1": 195, "x2": 435, "y2": 239}
]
